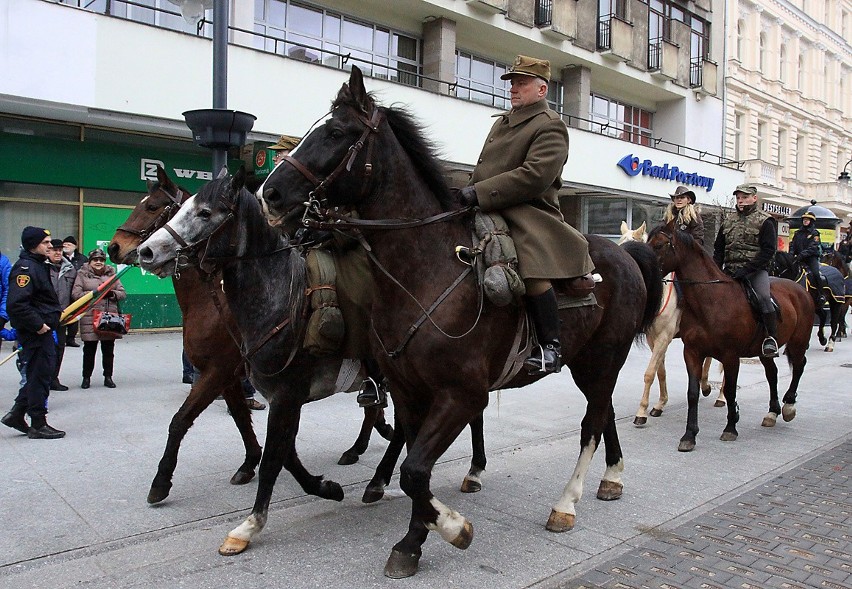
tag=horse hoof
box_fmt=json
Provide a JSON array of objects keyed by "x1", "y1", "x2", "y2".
[
  {"x1": 337, "y1": 451, "x2": 359, "y2": 466},
  {"x1": 147, "y1": 485, "x2": 170, "y2": 504},
  {"x1": 546, "y1": 510, "x2": 575, "y2": 532},
  {"x1": 701, "y1": 386, "x2": 711, "y2": 397},
  {"x1": 824, "y1": 343, "x2": 834, "y2": 352},
  {"x1": 384, "y1": 549, "x2": 420, "y2": 579},
  {"x1": 219, "y1": 536, "x2": 249, "y2": 556},
  {"x1": 761, "y1": 414, "x2": 777, "y2": 427},
  {"x1": 678, "y1": 439, "x2": 696, "y2": 452},
  {"x1": 596, "y1": 480, "x2": 623, "y2": 501},
  {"x1": 450, "y1": 520, "x2": 474, "y2": 549},
  {"x1": 459, "y1": 477, "x2": 481, "y2": 493},
  {"x1": 720, "y1": 431, "x2": 738, "y2": 442},
  {"x1": 230, "y1": 470, "x2": 255, "y2": 485},
  {"x1": 782, "y1": 404, "x2": 796, "y2": 422},
  {"x1": 361, "y1": 485, "x2": 385, "y2": 504},
  {"x1": 633, "y1": 416, "x2": 647, "y2": 427},
  {"x1": 713, "y1": 400, "x2": 726, "y2": 408},
  {"x1": 649, "y1": 408, "x2": 663, "y2": 418},
  {"x1": 320, "y1": 480, "x2": 345, "y2": 501}
]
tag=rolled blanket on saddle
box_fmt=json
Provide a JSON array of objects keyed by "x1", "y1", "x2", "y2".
[{"x1": 474, "y1": 212, "x2": 526, "y2": 306}]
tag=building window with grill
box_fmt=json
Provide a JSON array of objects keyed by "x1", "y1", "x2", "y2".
[
  {"x1": 254, "y1": 1, "x2": 421, "y2": 87},
  {"x1": 535, "y1": 0, "x2": 553, "y2": 26},
  {"x1": 689, "y1": 17, "x2": 709, "y2": 87},
  {"x1": 589, "y1": 94, "x2": 653, "y2": 146},
  {"x1": 598, "y1": 0, "x2": 627, "y2": 49}
]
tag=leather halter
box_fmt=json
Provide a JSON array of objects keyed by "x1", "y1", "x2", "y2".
[
  {"x1": 282, "y1": 107, "x2": 382, "y2": 207},
  {"x1": 116, "y1": 183, "x2": 187, "y2": 241}
]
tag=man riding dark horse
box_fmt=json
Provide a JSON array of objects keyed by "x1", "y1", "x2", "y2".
[
  {"x1": 713, "y1": 184, "x2": 779, "y2": 358},
  {"x1": 789, "y1": 210, "x2": 827, "y2": 309}
]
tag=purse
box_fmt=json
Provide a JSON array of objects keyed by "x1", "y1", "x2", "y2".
[{"x1": 92, "y1": 299, "x2": 131, "y2": 338}]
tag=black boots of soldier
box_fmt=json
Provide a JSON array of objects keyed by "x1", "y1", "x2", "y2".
[
  {"x1": 357, "y1": 358, "x2": 388, "y2": 408},
  {"x1": 761, "y1": 312, "x2": 779, "y2": 358},
  {"x1": 524, "y1": 288, "x2": 562, "y2": 374}
]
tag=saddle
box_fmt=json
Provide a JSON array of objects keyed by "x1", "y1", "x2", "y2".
[{"x1": 741, "y1": 278, "x2": 781, "y2": 322}]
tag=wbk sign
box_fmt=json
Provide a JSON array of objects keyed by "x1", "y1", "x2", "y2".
[{"x1": 141, "y1": 158, "x2": 213, "y2": 182}]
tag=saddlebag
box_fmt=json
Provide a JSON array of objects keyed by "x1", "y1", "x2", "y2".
[
  {"x1": 474, "y1": 211, "x2": 526, "y2": 306},
  {"x1": 304, "y1": 248, "x2": 345, "y2": 355}
]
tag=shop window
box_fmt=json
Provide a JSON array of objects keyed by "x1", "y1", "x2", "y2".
[
  {"x1": 586, "y1": 198, "x2": 628, "y2": 236},
  {"x1": 0, "y1": 182, "x2": 78, "y2": 203},
  {"x1": 0, "y1": 201, "x2": 78, "y2": 256},
  {"x1": 84, "y1": 188, "x2": 148, "y2": 207}
]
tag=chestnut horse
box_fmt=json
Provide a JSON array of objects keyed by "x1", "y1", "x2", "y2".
[
  {"x1": 616, "y1": 221, "x2": 723, "y2": 423},
  {"x1": 647, "y1": 222, "x2": 813, "y2": 452},
  {"x1": 256, "y1": 66, "x2": 662, "y2": 578},
  {"x1": 109, "y1": 167, "x2": 393, "y2": 504}
]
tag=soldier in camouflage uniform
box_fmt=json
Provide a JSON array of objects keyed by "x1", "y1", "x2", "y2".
[{"x1": 713, "y1": 184, "x2": 779, "y2": 358}]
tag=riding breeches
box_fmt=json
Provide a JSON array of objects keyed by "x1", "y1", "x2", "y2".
[
  {"x1": 801, "y1": 257, "x2": 821, "y2": 290},
  {"x1": 743, "y1": 269, "x2": 773, "y2": 314}
]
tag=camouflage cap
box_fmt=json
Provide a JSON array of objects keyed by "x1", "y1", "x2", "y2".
[
  {"x1": 268, "y1": 135, "x2": 300, "y2": 151},
  {"x1": 733, "y1": 183, "x2": 757, "y2": 196},
  {"x1": 500, "y1": 55, "x2": 551, "y2": 82}
]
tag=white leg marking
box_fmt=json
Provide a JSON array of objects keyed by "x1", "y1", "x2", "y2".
[
  {"x1": 228, "y1": 513, "x2": 267, "y2": 542},
  {"x1": 601, "y1": 457, "x2": 625, "y2": 485},
  {"x1": 552, "y1": 439, "x2": 597, "y2": 516},
  {"x1": 426, "y1": 498, "x2": 466, "y2": 544}
]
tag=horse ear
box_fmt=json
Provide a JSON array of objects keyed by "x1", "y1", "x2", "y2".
[
  {"x1": 231, "y1": 165, "x2": 247, "y2": 192},
  {"x1": 635, "y1": 221, "x2": 647, "y2": 241},
  {"x1": 348, "y1": 66, "x2": 371, "y2": 112},
  {"x1": 146, "y1": 179, "x2": 156, "y2": 191},
  {"x1": 216, "y1": 166, "x2": 229, "y2": 180},
  {"x1": 620, "y1": 221, "x2": 629, "y2": 235},
  {"x1": 156, "y1": 165, "x2": 170, "y2": 185}
]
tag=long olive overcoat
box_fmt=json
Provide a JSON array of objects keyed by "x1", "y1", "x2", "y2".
[
  {"x1": 71, "y1": 263, "x2": 127, "y2": 342},
  {"x1": 470, "y1": 99, "x2": 593, "y2": 280}
]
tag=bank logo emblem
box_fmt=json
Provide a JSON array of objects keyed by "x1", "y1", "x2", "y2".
[{"x1": 141, "y1": 158, "x2": 213, "y2": 182}]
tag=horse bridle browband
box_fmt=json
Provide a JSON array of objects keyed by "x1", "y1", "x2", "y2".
[{"x1": 117, "y1": 183, "x2": 187, "y2": 241}]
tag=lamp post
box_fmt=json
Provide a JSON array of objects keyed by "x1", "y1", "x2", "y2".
[
  {"x1": 169, "y1": 0, "x2": 255, "y2": 174},
  {"x1": 840, "y1": 159, "x2": 852, "y2": 183}
]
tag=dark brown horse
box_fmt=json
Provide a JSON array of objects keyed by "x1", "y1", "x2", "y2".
[
  {"x1": 256, "y1": 66, "x2": 662, "y2": 578},
  {"x1": 822, "y1": 250, "x2": 851, "y2": 339},
  {"x1": 647, "y1": 222, "x2": 813, "y2": 452},
  {"x1": 108, "y1": 167, "x2": 393, "y2": 504}
]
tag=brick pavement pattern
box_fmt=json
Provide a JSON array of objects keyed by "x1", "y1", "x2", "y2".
[{"x1": 562, "y1": 441, "x2": 852, "y2": 589}]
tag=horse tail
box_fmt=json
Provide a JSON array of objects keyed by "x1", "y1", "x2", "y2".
[{"x1": 622, "y1": 241, "x2": 663, "y2": 337}]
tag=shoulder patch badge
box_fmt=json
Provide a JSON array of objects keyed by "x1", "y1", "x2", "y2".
[{"x1": 16, "y1": 275, "x2": 30, "y2": 288}]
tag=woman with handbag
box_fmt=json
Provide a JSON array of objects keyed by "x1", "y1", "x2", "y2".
[{"x1": 71, "y1": 249, "x2": 127, "y2": 389}]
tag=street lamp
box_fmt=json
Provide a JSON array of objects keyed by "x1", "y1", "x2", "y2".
[
  {"x1": 840, "y1": 158, "x2": 852, "y2": 183},
  {"x1": 169, "y1": 0, "x2": 255, "y2": 174}
]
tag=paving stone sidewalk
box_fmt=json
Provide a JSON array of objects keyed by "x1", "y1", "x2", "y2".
[{"x1": 558, "y1": 440, "x2": 852, "y2": 589}]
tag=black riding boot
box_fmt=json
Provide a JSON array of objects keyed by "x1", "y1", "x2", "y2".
[
  {"x1": 357, "y1": 358, "x2": 388, "y2": 408},
  {"x1": 524, "y1": 288, "x2": 562, "y2": 374},
  {"x1": 761, "y1": 312, "x2": 779, "y2": 358}
]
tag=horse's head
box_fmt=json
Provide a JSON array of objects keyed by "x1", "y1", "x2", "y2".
[
  {"x1": 770, "y1": 251, "x2": 798, "y2": 279},
  {"x1": 138, "y1": 167, "x2": 247, "y2": 277},
  {"x1": 258, "y1": 66, "x2": 383, "y2": 225},
  {"x1": 258, "y1": 66, "x2": 452, "y2": 228},
  {"x1": 108, "y1": 166, "x2": 190, "y2": 264},
  {"x1": 616, "y1": 220, "x2": 647, "y2": 245},
  {"x1": 647, "y1": 221, "x2": 692, "y2": 274}
]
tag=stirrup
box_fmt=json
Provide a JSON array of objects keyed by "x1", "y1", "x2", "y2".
[
  {"x1": 761, "y1": 337, "x2": 779, "y2": 358},
  {"x1": 357, "y1": 377, "x2": 387, "y2": 408},
  {"x1": 524, "y1": 344, "x2": 562, "y2": 374}
]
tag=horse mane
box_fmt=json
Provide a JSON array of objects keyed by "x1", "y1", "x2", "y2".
[
  {"x1": 648, "y1": 223, "x2": 699, "y2": 250},
  {"x1": 331, "y1": 91, "x2": 453, "y2": 211}
]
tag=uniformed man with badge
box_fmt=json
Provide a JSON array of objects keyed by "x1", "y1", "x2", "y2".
[
  {"x1": 1, "y1": 226, "x2": 66, "y2": 439},
  {"x1": 456, "y1": 55, "x2": 594, "y2": 374}
]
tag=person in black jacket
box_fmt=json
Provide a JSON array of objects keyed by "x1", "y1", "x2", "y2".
[
  {"x1": 1, "y1": 227, "x2": 65, "y2": 439},
  {"x1": 789, "y1": 211, "x2": 826, "y2": 308},
  {"x1": 62, "y1": 236, "x2": 87, "y2": 347}
]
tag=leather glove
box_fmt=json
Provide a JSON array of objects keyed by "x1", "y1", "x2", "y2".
[
  {"x1": 452, "y1": 186, "x2": 478, "y2": 208},
  {"x1": 732, "y1": 269, "x2": 747, "y2": 280}
]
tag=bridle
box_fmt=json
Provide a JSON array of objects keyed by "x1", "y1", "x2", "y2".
[
  {"x1": 116, "y1": 183, "x2": 187, "y2": 242},
  {"x1": 279, "y1": 106, "x2": 383, "y2": 227}
]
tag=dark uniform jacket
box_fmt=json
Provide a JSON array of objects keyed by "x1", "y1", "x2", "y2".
[
  {"x1": 713, "y1": 205, "x2": 777, "y2": 277},
  {"x1": 470, "y1": 99, "x2": 594, "y2": 279},
  {"x1": 7, "y1": 250, "x2": 62, "y2": 335},
  {"x1": 789, "y1": 226, "x2": 821, "y2": 261}
]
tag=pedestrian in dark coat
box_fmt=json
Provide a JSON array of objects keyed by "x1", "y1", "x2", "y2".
[
  {"x1": 62, "y1": 236, "x2": 86, "y2": 347},
  {"x1": 457, "y1": 55, "x2": 594, "y2": 374},
  {"x1": 1, "y1": 226, "x2": 65, "y2": 439},
  {"x1": 71, "y1": 249, "x2": 126, "y2": 389},
  {"x1": 47, "y1": 239, "x2": 76, "y2": 391}
]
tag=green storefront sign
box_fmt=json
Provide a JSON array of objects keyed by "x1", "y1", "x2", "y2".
[{"x1": 1, "y1": 133, "x2": 242, "y2": 329}]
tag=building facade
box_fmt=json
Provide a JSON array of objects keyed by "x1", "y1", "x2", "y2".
[
  {"x1": 725, "y1": 0, "x2": 852, "y2": 248},
  {"x1": 1, "y1": 0, "x2": 742, "y2": 326}
]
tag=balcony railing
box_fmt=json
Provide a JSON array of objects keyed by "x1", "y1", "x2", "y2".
[
  {"x1": 597, "y1": 14, "x2": 612, "y2": 50},
  {"x1": 51, "y1": 0, "x2": 736, "y2": 168},
  {"x1": 535, "y1": 0, "x2": 554, "y2": 26},
  {"x1": 690, "y1": 57, "x2": 703, "y2": 88},
  {"x1": 648, "y1": 37, "x2": 662, "y2": 70}
]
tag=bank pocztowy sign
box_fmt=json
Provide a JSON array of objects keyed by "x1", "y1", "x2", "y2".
[{"x1": 617, "y1": 154, "x2": 716, "y2": 192}]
